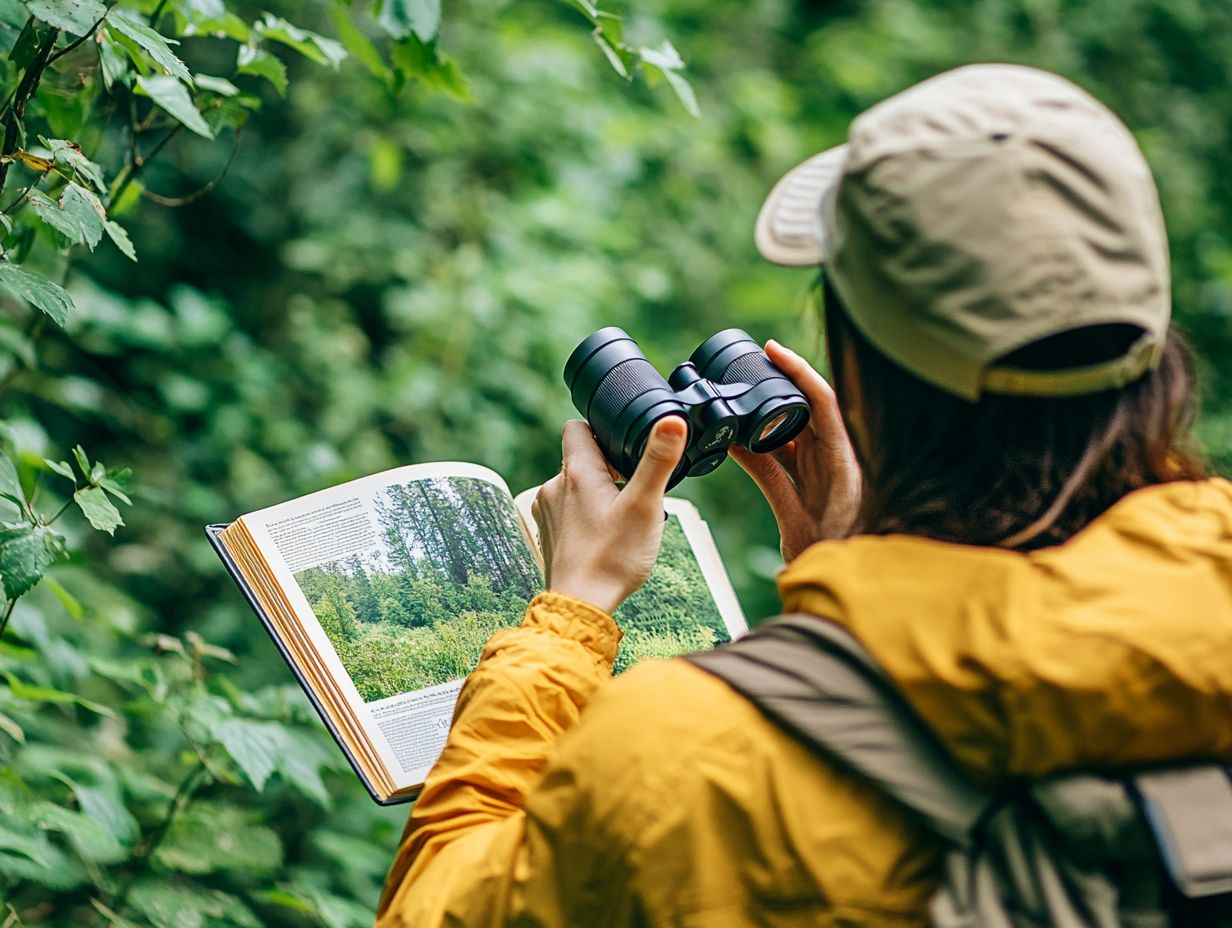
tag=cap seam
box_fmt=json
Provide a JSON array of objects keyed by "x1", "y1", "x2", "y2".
[{"x1": 844, "y1": 134, "x2": 1029, "y2": 173}]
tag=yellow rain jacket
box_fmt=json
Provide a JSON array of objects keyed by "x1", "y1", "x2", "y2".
[{"x1": 377, "y1": 479, "x2": 1232, "y2": 927}]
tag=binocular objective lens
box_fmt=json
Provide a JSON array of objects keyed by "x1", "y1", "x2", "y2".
[{"x1": 757, "y1": 411, "x2": 792, "y2": 443}]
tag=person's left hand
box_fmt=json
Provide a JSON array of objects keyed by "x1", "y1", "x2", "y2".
[{"x1": 531, "y1": 417, "x2": 688, "y2": 615}]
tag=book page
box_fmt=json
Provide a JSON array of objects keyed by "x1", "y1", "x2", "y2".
[
  {"x1": 514, "y1": 488, "x2": 747, "y2": 672},
  {"x1": 241, "y1": 462, "x2": 543, "y2": 791}
]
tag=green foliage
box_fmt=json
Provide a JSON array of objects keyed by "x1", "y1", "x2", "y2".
[
  {"x1": 0, "y1": 263, "x2": 71, "y2": 323},
  {"x1": 27, "y1": 0, "x2": 105, "y2": 35},
  {"x1": 3, "y1": 0, "x2": 1231, "y2": 924},
  {"x1": 0, "y1": 2, "x2": 700, "y2": 920},
  {"x1": 135, "y1": 75, "x2": 215, "y2": 139},
  {"x1": 328, "y1": 609, "x2": 513, "y2": 701},
  {"x1": 615, "y1": 622, "x2": 715, "y2": 673}
]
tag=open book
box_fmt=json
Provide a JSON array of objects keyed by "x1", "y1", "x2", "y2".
[{"x1": 207, "y1": 463, "x2": 746, "y2": 804}]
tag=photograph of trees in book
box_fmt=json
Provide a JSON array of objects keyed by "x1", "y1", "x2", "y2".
[
  {"x1": 612, "y1": 515, "x2": 731, "y2": 674},
  {"x1": 294, "y1": 476, "x2": 543, "y2": 702},
  {"x1": 295, "y1": 476, "x2": 729, "y2": 700}
]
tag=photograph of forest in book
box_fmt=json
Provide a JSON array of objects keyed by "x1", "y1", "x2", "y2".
[
  {"x1": 294, "y1": 476, "x2": 731, "y2": 701},
  {"x1": 294, "y1": 476, "x2": 543, "y2": 701},
  {"x1": 611, "y1": 515, "x2": 730, "y2": 674}
]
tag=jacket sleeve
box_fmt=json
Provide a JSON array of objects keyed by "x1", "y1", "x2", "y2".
[{"x1": 375, "y1": 591, "x2": 624, "y2": 928}]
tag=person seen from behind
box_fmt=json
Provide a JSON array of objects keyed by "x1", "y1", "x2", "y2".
[{"x1": 377, "y1": 64, "x2": 1232, "y2": 927}]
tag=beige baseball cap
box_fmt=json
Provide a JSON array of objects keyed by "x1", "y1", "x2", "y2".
[{"x1": 755, "y1": 63, "x2": 1171, "y2": 400}]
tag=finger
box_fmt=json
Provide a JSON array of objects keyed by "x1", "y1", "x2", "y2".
[
  {"x1": 729, "y1": 445, "x2": 810, "y2": 530},
  {"x1": 623, "y1": 415, "x2": 688, "y2": 506},
  {"x1": 561, "y1": 420, "x2": 619, "y2": 487},
  {"x1": 770, "y1": 439, "x2": 800, "y2": 485},
  {"x1": 765, "y1": 340, "x2": 849, "y2": 449}
]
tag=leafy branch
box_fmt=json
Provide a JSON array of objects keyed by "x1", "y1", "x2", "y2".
[
  {"x1": 0, "y1": 25, "x2": 61, "y2": 195},
  {"x1": 45, "y1": 2, "x2": 118, "y2": 66},
  {"x1": 100, "y1": 762, "x2": 210, "y2": 926},
  {"x1": 0, "y1": 446, "x2": 129, "y2": 642}
]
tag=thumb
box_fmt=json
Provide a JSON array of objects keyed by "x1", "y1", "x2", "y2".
[{"x1": 624, "y1": 415, "x2": 689, "y2": 503}]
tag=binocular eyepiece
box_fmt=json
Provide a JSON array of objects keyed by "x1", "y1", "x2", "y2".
[{"x1": 564, "y1": 327, "x2": 810, "y2": 489}]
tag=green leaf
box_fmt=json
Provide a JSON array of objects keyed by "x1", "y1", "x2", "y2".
[
  {"x1": 0, "y1": 320, "x2": 32, "y2": 367},
  {"x1": 293, "y1": 885, "x2": 374, "y2": 928},
  {"x1": 26, "y1": 0, "x2": 105, "y2": 35},
  {"x1": 212, "y1": 717, "x2": 285, "y2": 791},
  {"x1": 34, "y1": 800, "x2": 124, "y2": 862},
  {"x1": 177, "y1": 0, "x2": 223, "y2": 20},
  {"x1": 107, "y1": 9, "x2": 191, "y2": 84},
  {"x1": 639, "y1": 41, "x2": 699, "y2": 117},
  {"x1": 256, "y1": 888, "x2": 315, "y2": 916},
  {"x1": 42, "y1": 458, "x2": 74, "y2": 482},
  {"x1": 593, "y1": 31, "x2": 633, "y2": 80},
  {"x1": 0, "y1": 710, "x2": 23, "y2": 742},
  {"x1": 181, "y1": 11, "x2": 249, "y2": 43},
  {"x1": 369, "y1": 137, "x2": 403, "y2": 192},
  {"x1": 0, "y1": 263, "x2": 73, "y2": 326},
  {"x1": 97, "y1": 32, "x2": 129, "y2": 91},
  {"x1": 377, "y1": 0, "x2": 440, "y2": 43},
  {"x1": 42, "y1": 138, "x2": 107, "y2": 192},
  {"x1": 155, "y1": 802, "x2": 283, "y2": 874},
  {"x1": 45, "y1": 577, "x2": 83, "y2": 618},
  {"x1": 109, "y1": 176, "x2": 141, "y2": 216},
  {"x1": 10, "y1": 18, "x2": 41, "y2": 70},
  {"x1": 0, "y1": 318, "x2": 33, "y2": 367},
  {"x1": 90, "y1": 899, "x2": 143, "y2": 928},
  {"x1": 98, "y1": 473, "x2": 132, "y2": 504},
  {"x1": 28, "y1": 184, "x2": 105, "y2": 250},
  {"x1": 67, "y1": 780, "x2": 138, "y2": 846},
  {"x1": 0, "y1": 525, "x2": 58, "y2": 598},
  {"x1": 568, "y1": 0, "x2": 600, "y2": 23},
  {"x1": 276, "y1": 728, "x2": 336, "y2": 807},
  {"x1": 0, "y1": 452, "x2": 21, "y2": 505},
  {"x1": 135, "y1": 75, "x2": 214, "y2": 139},
  {"x1": 128, "y1": 880, "x2": 261, "y2": 928},
  {"x1": 330, "y1": 7, "x2": 391, "y2": 83},
  {"x1": 72, "y1": 444, "x2": 89, "y2": 475},
  {"x1": 202, "y1": 97, "x2": 254, "y2": 137},
  {"x1": 590, "y1": 13, "x2": 633, "y2": 79},
  {"x1": 104, "y1": 220, "x2": 136, "y2": 261},
  {"x1": 0, "y1": 0, "x2": 29, "y2": 18},
  {"x1": 0, "y1": 824, "x2": 80, "y2": 888},
  {"x1": 391, "y1": 36, "x2": 469, "y2": 101},
  {"x1": 193, "y1": 73, "x2": 239, "y2": 96},
  {"x1": 256, "y1": 14, "x2": 345, "y2": 69},
  {"x1": 73, "y1": 485, "x2": 123, "y2": 534},
  {"x1": 4, "y1": 673, "x2": 115, "y2": 716},
  {"x1": 236, "y1": 46, "x2": 287, "y2": 96}
]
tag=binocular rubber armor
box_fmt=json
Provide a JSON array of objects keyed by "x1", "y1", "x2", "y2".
[{"x1": 564, "y1": 327, "x2": 811, "y2": 489}]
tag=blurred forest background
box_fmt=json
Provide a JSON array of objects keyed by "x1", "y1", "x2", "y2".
[{"x1": 3, "y1": 0, "x2": 1232, "y2": 925}]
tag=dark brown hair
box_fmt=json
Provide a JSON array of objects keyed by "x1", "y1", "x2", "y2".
[{"x1": 821, "y1": 278, "x2": 1207, "y2": 550}]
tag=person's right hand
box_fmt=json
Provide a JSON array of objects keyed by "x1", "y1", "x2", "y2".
[{"x1": 729, "y1": 340, "x2": 862, "y2": 563}]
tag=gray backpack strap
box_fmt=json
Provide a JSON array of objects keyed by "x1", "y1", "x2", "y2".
[
  {"x1": 684, "y1": 613, "x2": 1232, "y2": 928},
  {"x1": 684, "y1": 613, "x2": 992, "y2": 847},
  {"x1": 1134, "y1": 766, "x2": 1232, "y2": 900}
]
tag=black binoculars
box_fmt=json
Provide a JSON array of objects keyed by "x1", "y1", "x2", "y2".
[{"x1": 564, "y1": 327, "x2": 811, "y2": 489}]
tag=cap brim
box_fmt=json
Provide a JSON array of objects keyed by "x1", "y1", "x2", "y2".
[{"x1": 754, "y1": 145, "x2": 848, "y2": 267}]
